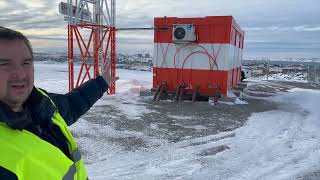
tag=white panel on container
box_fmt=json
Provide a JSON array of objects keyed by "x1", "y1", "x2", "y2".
[{"x1": 153, "y1": 43, "x2": 234, "y2": 70}]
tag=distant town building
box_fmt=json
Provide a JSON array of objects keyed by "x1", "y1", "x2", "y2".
[
  {"x1": 137, "y1": 54, "x2": 143, "y2": 58},
  {"x1": 282, "y1": 67, "x2": 306, "y2": 74},
  {"x1": 315, "y1": 77, "x2": 320, "y2": 84},
  {"x1": 145, "y1": 53, "x2": 151, "y2": 58}
]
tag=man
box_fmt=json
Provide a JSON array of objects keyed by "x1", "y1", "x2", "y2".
[{"x1": 0, "y1": 26, "x2": 118, "y2": 179}]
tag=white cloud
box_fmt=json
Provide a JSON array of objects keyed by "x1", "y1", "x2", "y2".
[
  {"x1": 18, "y1": 0, "x2": 47, "y2": 8},
  {"x1": 20, "y1": 27, "x2": 66, "y2": 36},
  {"x1": 244, "y1": 26, "x2": 320, "y2": 32},
  {"x1": 293, "y1": 26, "x2": 320, "y2": 31},
  {"x1": 0, "y1": 1, "x2": 8, "y2": 9}
]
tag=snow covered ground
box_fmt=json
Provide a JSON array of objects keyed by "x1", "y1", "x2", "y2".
[
  {"x1": 252, "y1": 73, "x2": 308, "y2": 83},
  {"x1": 34, "y1": 62, "x2": 320, "y2": 180}
]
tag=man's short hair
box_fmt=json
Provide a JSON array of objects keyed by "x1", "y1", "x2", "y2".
[{"x1": 0, "y1": 26, "x2": 33, "y2": 58}]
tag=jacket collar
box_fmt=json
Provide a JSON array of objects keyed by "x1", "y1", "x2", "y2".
[
  {"x1": 0, "y1": 101, "x2": 32, "y2": 130},
  {"x1": 0, "y1": 87, "x2": 55, "y2": 130}
]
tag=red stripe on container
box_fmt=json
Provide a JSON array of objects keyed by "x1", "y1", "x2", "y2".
[
  {"x1": 153, "y1": 67, "x2": 241, "y2": 96},
  {"x1": 154, "y1": 16, "x2": 244, "y2": 48}
]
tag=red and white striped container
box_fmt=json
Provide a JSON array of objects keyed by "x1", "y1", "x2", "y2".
[{"x1": 153, "y1": 16, "x2": 245, "y2": 96}]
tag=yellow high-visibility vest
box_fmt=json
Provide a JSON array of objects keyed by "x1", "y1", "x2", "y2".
[{"x1": 0, "y1": 88, "x2": 88, "y2": 180}]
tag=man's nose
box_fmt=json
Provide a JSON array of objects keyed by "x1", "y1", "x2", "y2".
[{"x1": 11, "y1": 64, "x2": 27, "y2": 79}]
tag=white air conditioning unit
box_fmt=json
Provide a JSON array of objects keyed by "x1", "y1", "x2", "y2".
[{"x1": 172, "y1": 24, "x2": 196, "y2": 42}]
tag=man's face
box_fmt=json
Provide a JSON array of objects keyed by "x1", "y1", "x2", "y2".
[{"x1": 0, "y1": 40, "x2": 34, "y2": 109}]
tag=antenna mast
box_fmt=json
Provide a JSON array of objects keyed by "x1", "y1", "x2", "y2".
[{"x1": 59, "y1": 0, "x2": 116, "y2": 94}]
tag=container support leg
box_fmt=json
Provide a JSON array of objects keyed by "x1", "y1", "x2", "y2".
[{"x1": 192, "y1": 86, "x2": 200, "y2": 103}]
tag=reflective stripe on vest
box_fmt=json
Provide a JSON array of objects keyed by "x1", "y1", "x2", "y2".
[
  {"x1": 0, "y1": 88, "x2": 88, "y2": 180},
  {"x1": 63, "y1": 164, "x2": 77, "y2": 180}
]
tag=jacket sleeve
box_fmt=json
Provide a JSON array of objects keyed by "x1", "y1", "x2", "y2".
[
  {"x1": 0, "y1": 166, "x2": 18, "y2": 180},
  {"x1": 49, "y1": 76, "x2": 108, "y2": 126}
]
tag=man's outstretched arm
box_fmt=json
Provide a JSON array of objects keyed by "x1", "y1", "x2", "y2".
[
  {"x1": 49, "y1": 62, "x2": 119, "y2": 126},
  {"x1": 49, "y1": 76, "x2": 108, "y2": 126}
]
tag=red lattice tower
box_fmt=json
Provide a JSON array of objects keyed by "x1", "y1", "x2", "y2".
[{"x1": 60, "y1": 0, "x2": 116, "y2": 94}]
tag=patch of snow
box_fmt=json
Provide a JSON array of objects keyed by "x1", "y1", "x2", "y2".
[
  {"x1": 192, "y1": 88, "x2": 320, "y2": 179},
  {"x1": 183, "y1": 125, "x2": 208, "y2": 130},
  {"x1": 252, "y1": 73, "x2": 308, "y2": 83},
  {"x1": 235, "y1": 98, "x2": 248, "y2": 104},
  {"x1": 167, "y1": 114, "x2": 198, "y2": 120},
  {"x1": 227, "y1": 89, "x2": 237, "y2": 97}
]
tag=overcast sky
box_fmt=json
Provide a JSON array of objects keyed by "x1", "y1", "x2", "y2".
[{"x1": 0, "y1": 0, "x2": 319, "y2": 58}]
